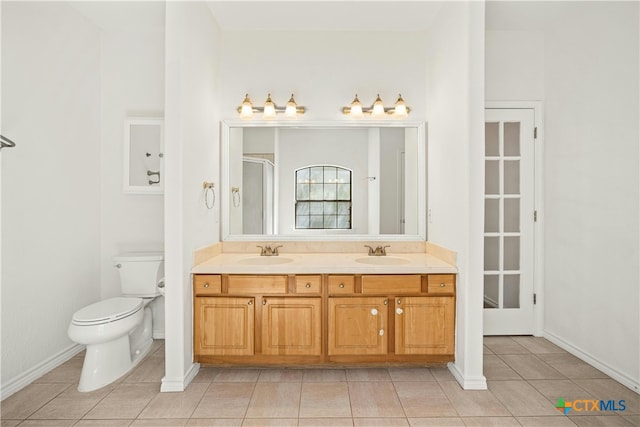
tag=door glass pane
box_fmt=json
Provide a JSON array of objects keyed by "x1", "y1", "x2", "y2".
[
  {"x1": 485, "y1": 198, "x2": 499, "y2": 233},
  {"x1": 484, "y1": 237, "x2": 500, "y2": 271},
  {"x1": 484, "y1": 275, "x2": 499, "y2": 309},
  {"x1": 485, "y1": 160, "x2": 499, "y2": 195},
  {"x1": 504, "y1": 236, "x2": 520, "y2": 270},
  {"x1": 485, "y1": 122, "x2": 499, "y2": 156},
  {"x1": 504, "y1": 160, "x2": 520, "y2": 194},
  {"x1": 504, "y1": 275, "x2": 520, "y2": 308},
  {"x1": 504, "y1": 122, "x2": 520, "y2": 156},
  {"x1": 504, "y1": 198, "x2": 520, "y2": 233}
]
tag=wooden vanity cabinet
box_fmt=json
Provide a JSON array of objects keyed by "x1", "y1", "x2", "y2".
[
  {"x1": 194, "y1": 272, "x2": 456, "y2": 364},
  {"x1": 194, "y1": 296, "x2": 254, "y2": 356},
  {"x1": 328, "y1": 297, "x2": 388, "y2": 356}
]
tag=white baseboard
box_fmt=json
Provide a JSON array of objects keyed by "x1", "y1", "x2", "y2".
[
  {"x1": 160, "y1": 362, "x2": 200, "y2": 392},
  {"x1": 0, "y1": 343, "x2": 85, "y2": 401},
  {"x1": 543, "y1": 330, "x2": 640, "y2": 394},
  {"x1": 448, "y1": 361, "x2": 488, "y2": 390}
]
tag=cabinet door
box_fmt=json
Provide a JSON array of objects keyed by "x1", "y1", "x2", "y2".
[
  {"x1": 395, "y1": 296, "x2": 455, "y2": 355},
  {"x1": 261, "y1": 297, "x2": 322, "y2": 356},
  {"x1": 194, "y1": 297, "x2": 254, "y2": 356},
  {"x1": 328, "y1": 297, "x2": 388, "y2": 355}
]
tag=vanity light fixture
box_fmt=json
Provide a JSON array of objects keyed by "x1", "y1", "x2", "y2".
[
  {"x1": 342, "y1": 93, "x2": 411, "y2": 118},
  {"x1": 237, "y1": 93, "x2": 305, "y2": 119}
]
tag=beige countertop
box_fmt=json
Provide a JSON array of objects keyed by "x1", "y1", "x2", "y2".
[{"x1": 192, "y1": 252, "x2": 457, "y2": 275}]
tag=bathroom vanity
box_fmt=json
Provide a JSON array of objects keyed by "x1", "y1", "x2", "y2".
[{"x1": 192, "y1": 249, "x2": 456, "y2": 366}]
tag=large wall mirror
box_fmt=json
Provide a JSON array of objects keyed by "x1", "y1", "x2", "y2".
[{"x1": 221, "y1": 121, "x2": 426, "y2": 241}]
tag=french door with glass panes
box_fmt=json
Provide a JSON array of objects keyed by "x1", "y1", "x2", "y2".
[{"x1": 483, "y1": 109, "x2": 535, "y2": 335}]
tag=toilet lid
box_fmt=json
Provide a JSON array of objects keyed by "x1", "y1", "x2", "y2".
[{"x1": 72, "y1": 297, "x2": 143, "y2": 326}]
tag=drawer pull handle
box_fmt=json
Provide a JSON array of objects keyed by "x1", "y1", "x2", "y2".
[
  {"x1": 305, "y1": 283, "x2": 311, "y2": 288},
  {"x1": 339, "y1": 283, "x2": 345, "y2": 288},
  {"x1": 203, "y1": 283, "x2": 209, "y2": 288},
  {"x1": 440, "y1": 283, "x2": 446, "y2": 287},
  {"x1": 248, "y1": 300, "x2": 253, "y2": 305}
]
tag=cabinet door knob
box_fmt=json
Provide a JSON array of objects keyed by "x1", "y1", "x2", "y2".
[
  {"x1": 370, "y1": 308, "x2": 378, "y2": 316},
  {"x1": 305, "y1": 283, "x2": 311, "y2": 288},
  {"x1": 339, "y1": 283, "x2": 345, "y2": 288},
  {"x1": 440, "y1": 283, "x2": 446, "y2": 287},
  {"x1": 396, "y1": 308, "x2": 404, "y2": 315},
  {"x1": 203, "y1": 283, "x2": 209, "y2": 288},
  {"x1": 248, "y1": 300, "x2": 253, "y2": 305}
]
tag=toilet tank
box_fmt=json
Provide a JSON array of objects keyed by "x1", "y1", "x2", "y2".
[{"x1": 114, "y1": 252, "x2": 164, "y2": 297}]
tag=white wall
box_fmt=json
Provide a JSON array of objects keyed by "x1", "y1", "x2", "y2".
[
  {"x1": 426, "y1": 1, "x2": 486, "y2": 389},
  {"x1": 163, "y1": 1, "x2": 221, "y2": 391},
  {"x1": 1, "y1": 2, "x2": 101, "y2": 392},
  {"x1": 218, "y1": 31, "x2": 427, "y2": 121},
  {"x1": 486, "y1": 1, "x2": 640, "y2": 392},
  {"x1": 379, "y1": 128, "x2": 404, "y2": 234},
  {"x1": 99, "y1": 26, "x2": 165, "y2": 301}
]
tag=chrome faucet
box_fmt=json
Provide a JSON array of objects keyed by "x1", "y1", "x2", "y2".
[
  {"x1": 364, "y1": 245, "x2": 390, "y2": 256},
  {"x1": 257, "y1": 245, "x2": 283, "y2": 256}
]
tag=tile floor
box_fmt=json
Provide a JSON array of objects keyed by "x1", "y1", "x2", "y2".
[{"x1": 1, "y1": 337, "x2": 638, "y2": 426}]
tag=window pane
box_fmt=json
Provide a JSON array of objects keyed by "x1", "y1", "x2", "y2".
[
  {"x1": 296, "y1": 202, "x2": 309, "y2": 215},
  {"x1": 484, "y1": 275, "x2": 499, "y2": 309},
  {"x1": 296, "y1": 216, "x2": 309, "y2": 228},
  {"x1": 337, "y1": 202, "x2": 351, "y2": 215},
  {"x1": 324, "y1": 202, "x2": 337, "y2": 214},
  {"x1": 504, "y1": 275, "x2": 520, "y2": 308},
  {"x1": 324, "y1": 167, "x2": 337, "y2": 182},
  {"x1": 485, "y1": 160, "x2": 499, "y2": 195},
  {"x1": 485, "y1": 122, "x2": 499, "y2": 157},
  {"x1": 485, "y1": 198, "x2": 499, "y2": 233},
  {"x1": 309, "y1": 202, "x2": 323, "y2": 215},
  {"x1": 504, "y1": 236, "x2": 520, "y2": 270},
  {"x1": 484, "y1": 236, "x2": 500, "y2": 271},
  {"x1": 324, "y1": 184, "x2": 337, "y2": 199},
  {"x1": 310, "y1": 216, "x2": 323, "y2": 228},
  {"x1": 338, "y1": 169, "x2": 351, "y2": 183},
  {"x1": 310, "y1": 167, "x2": 323, "y2": 183},
  {"x1": 337, "y1": 215, "x2": 350, "y2": 228},
  {"x1": 504, "y1": 160, "x2": 520, "y2": 194},
  {"x1": 504, "y1": 198, "x2": 520, "y2": 233},
  {"x1": 324, "y1": 216, "x2": 337, "y2": 228},
  {"x1": 296, "y1": 183, "x2": 309, "y2": 200},
  {"x1": 309, "y1": 183, "x2": 323, "y2": 200},
  {"x1": 504, "y1": 122, "x2": 520, "y2": 156},
  {"x1": 297, "y1": 168, "x2": 309, "y2": 183},
  {"x1": 337, "y1": 184, "x2": 350, "y2": 200}
]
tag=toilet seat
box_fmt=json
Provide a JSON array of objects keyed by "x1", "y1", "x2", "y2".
[{"x1": 72, "y1": 297, "x2": 143, "y2": 326}]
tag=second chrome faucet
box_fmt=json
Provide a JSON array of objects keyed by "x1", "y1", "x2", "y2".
[
  {"x1": 257, "y1": 245, "x2": 283, "y2": 256},
  {"x1": 364, "y1": 245, "x2": 390, "y2": 256}
]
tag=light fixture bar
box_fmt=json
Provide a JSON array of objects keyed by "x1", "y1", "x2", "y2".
[
  {"x1": 342, "y1": 93, "x2": 411, "y2": 117},
  {"x1": 237, "y1": 93, "x2": 306, "y2": 118}
]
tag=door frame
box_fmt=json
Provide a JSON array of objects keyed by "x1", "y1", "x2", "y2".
[{"x1": 485, "y1": 101, "x2": 544, "y2": 337}]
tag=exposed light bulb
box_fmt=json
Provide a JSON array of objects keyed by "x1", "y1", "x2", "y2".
[
  {"x1": 393, "y1": 94, "x2": 408, "y2": 118},
  {"x1": 349, "y1": 94, "x2": 363, "y2": 118},
  {"x1": 284, "y1": 94, "x2": 298, "y2": 118},
  {"x1": 372, "y1": 94, "x2": 385, "y2": 117},
  {"x1": 240, "y1": 94, "x2": 254, "y2": 119},
  {"x1": 263, "y1": 93, "x2": 276, "y2": 119}
]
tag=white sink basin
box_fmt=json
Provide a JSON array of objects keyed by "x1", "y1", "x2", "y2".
[
  {"x1": 355, "y1": 256, "x2": 411, "y2": 265},
  {"x1": 237, "y1": 256, "x2": 294, "y2": 266}
]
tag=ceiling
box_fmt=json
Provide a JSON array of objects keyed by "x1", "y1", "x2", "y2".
[{"x1": 206, "y1": 1, "x2": 444, "y2": 31}]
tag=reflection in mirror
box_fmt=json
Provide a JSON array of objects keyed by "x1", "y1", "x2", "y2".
[
  {"x1": 222, "y1": 123, "x2": 425, "y2": 240},
  {"x1": 124, "y1": 118, "x2": 164, "y2": 194}
]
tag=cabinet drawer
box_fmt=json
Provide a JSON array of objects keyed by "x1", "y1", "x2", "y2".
[
  {"x1": 295, "y1": 275, "x2": 321, "y2": 294},
  {"x1": 361, "y1": 275, "x2": 421, "y2": 294},
  {"x1": 427, "y1": 274, "x2": 455, "y2": 294},
  {"x1": 328, "y1": 275, "x2": 355, "y2": 294},
  {"x1": 228, "y1": 275, "x2": 287, "y2": 294},
  {"x1": 194, "y1": 275, "x2": 222, "y2": 295}
]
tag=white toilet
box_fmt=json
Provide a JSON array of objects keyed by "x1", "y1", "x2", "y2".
[{"x1": 68, "y1": 252, "x2": 164, "y2": 392}]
